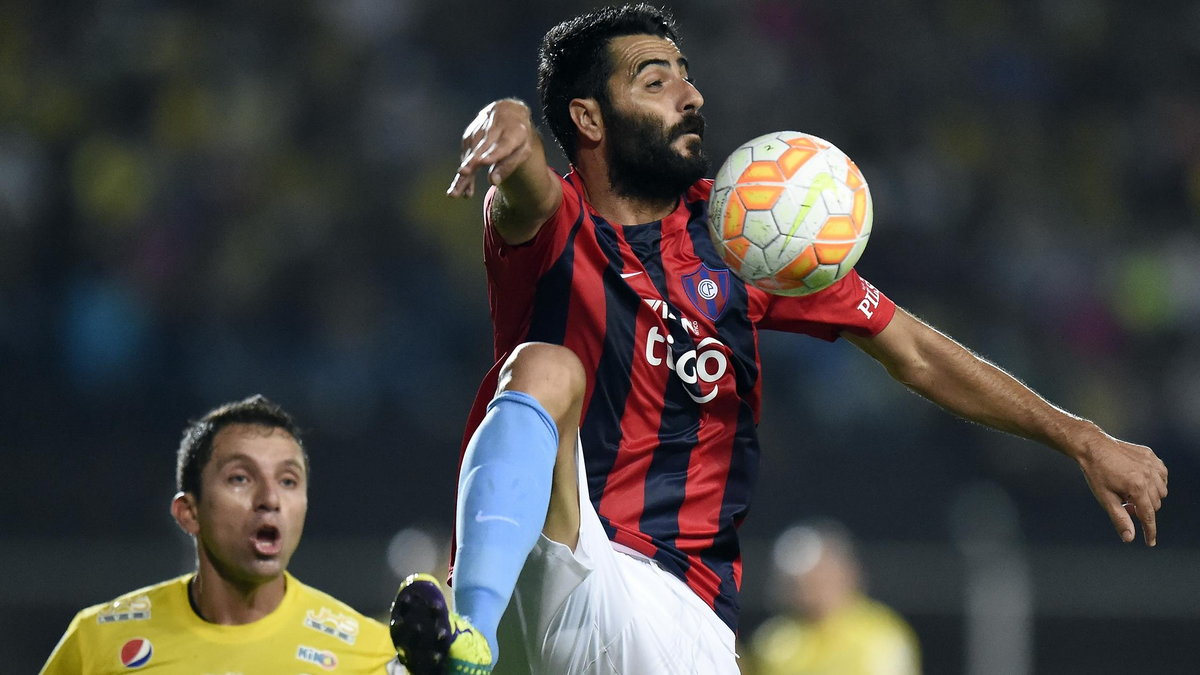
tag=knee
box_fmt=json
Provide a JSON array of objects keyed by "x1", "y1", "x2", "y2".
[{"x1": 497, "y1": 343, "x2": 586, "y2": 418}]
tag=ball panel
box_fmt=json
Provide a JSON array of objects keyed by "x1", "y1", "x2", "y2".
[
  {"x1": 803, "y1": 264, "x2": 841, "y2": 291},
  {"x1": 749, "y1": 135, "x2": 792, "y2": 162},
  {"x1": 859, "y1": 191, "x2": 874, "y2": 235},
  {"x1": 817, "y1": 215, "x2": 857, "y2": 245},
  {"x1": 739, "y1": 160, "x2": 785, "y2": 184},
  {"x1": 762, "y1": 232, "x2": 809, "y2": 273},
  {"x1": 785, "y1": 134, "x2": 827, "y2": 151},
  {"x1": 740, "y1": 242, "x2": 770, "y2": 279},
  {"x1": 813, "y1": 241, "x2": 855, "y2": 265},
  {"x1": 839, "y1": 235, "x2": 871, "y2": 275},
  {"x1": 777, "y1": 147, "x2": 816, "y2": 179},
  {"x1": 845, "y1": 160, "x2": 866, "y2": 190},
  {"x1": 742, "y1": 211, "x2": 780, "y2": 249},
  {"x1": 768, "y1": 188, "x2": 806, "y2": 239},
  {"x1": 723, "y1": 235, "x2": 754, "y2": 265},
  {"x1": 735, "y1": 184, "x2": 784, "y2": 211},
  {"x1": 782, "y1": 178, "x2": 834, "y2": 240},
  {"x1": 718, "y1": 146, "x2": 755, "y2": 188},
  {"x1": 722, "y1": 190, "x2": 747, "y2": 239},
  {"x1": 851, "y1": 188, "x2": 869, "y2": 230},
  {"x1": 777, "y1": 245, "x2": 819, "y2": 281}
]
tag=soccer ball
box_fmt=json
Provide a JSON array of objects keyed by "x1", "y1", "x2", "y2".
[{"x1": 708, "y1": 131, "x2": 873, "y2": 296}]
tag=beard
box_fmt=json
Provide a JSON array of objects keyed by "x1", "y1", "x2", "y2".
[{"x1": 602, "y1": 102, "x2": 710, "y2": 204}]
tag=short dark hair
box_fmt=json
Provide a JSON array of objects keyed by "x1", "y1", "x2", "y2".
[
  {"x1": 175, "y1": 395, "x2": 307, "y2": 499},
  {"x1": 537, "y1": 3, "x2": 681, "y2": 163}
]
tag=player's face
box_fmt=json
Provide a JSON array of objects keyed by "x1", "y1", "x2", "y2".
[
  {"x1": 189, "y1": 424, "x2": 308, "y2": 587},
  {"x1": 790, "y1": 549, "x2": 857, "y2": 620},
  {"x1": 602, "y1": 34, "x2": 709, "y2": 202}
]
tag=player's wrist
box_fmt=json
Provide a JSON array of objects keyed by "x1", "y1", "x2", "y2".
[{"x1": 1049, "y1": 416, "x2": 1104, "y2": 463}]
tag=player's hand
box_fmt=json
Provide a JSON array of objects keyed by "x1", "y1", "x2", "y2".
[
  {"x1": 448, "y1": 98, "x2": 537, "y2": 199},
  {"x1": 1074, "y1": 432, "x2": 1167, "y2": 546}
]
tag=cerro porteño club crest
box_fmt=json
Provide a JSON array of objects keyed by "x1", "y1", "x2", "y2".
[{"x1": 682, "y1": 264, "x2": 730, "y2": 322}]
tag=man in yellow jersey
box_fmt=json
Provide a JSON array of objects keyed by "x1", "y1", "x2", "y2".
[
  {"x1": 41, "y1": 395, "x2": 404, "y2": 674},
  {"x1": 748, "y1": 520, "x2": 920, "y2": 675}
]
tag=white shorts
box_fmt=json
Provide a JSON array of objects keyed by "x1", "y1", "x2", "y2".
[{"x1": 493, "y1": 445, "x2": 739, "y2": 675}]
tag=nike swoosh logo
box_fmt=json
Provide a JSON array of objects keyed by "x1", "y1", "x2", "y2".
[
  {"x1": 620, "y1": 271, "x2": 643, "y2": 279},
  {"x1": 474, "y1": 511, "x2": 520, "y2": 526}
]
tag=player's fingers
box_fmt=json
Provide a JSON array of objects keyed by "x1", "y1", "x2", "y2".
[
  {"x1": 468, "y1": 124, "x2": 531, "y2": 187},
  {"x1": 447, "y1": 171, "x2": 478, "y2": 199},
  {"x1": 1122, "y1": 496, "x2": 1156, "y2": 547},
  {"x1": 448, "y1": 154, "x2": 484, "y2": 197},
  {"x1": 459, "y1": 134, "x2": 496, "y2": 171},
  {"x1": 476, "y1": 140, "x2": 506, "y2": 170},
  {"x1": 1106, "y1": 495, "x2": 1136, "y2": 543},
  {"x1": 449, "y1": 106, "x2": 533, "y2": 195},
  {"x1": 459, "y1": 128, "x2": 476, "y2": 153},
  {"x1": 449, "y1": 134, "x2": 504, "y2": 196},
  {"x1": 487, "y1": 143, "x2": 532, "y2": 186},
  {"x1": 448, "y1": 146, "x2": 482, "y2": 198},
  {"x1": 460, "y1": 109, "x2": 493, "y2": 151},
  {"x1": 1122, "y1": 501, "x2": 1136, "y2": 520},
  {"x1": 1145, "y1": 468, "x2": 1167, "y2": 508},
  {"x1": 1133, "y1": 495, "x2": 1157, "y2": 547},
  {"x1": 465, "y1": 129, "x2": 526, "y2": 182}
]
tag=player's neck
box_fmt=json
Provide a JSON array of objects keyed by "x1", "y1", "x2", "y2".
[
  {"x1": 189, "y1": 565, "x2": 288, "y2": 625},
  {"x1": 574, "y1": 159, "x2": 678, "y2": 226}
]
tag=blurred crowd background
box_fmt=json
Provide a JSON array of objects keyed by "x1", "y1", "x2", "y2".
[{"x1": 3, "y1": 0, "x2": 1198, "y2": 672}]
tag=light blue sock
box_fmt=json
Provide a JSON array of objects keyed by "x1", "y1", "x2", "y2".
[{"x1": 453, "y1": 390, "x2": 559, "y2": 662}]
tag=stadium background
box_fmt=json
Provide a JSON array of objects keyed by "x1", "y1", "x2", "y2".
[{"x1": 2, "y1": 0, "x2": 1198, "y2": 672}]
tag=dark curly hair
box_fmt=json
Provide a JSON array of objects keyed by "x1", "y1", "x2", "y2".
[{"x1": 537, "y1": 3, "x2": 681, "y2": 163}]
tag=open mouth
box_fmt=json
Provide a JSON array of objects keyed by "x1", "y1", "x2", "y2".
[{"x1": 252, "y1": 525, "x2": 282, "y2": 557}]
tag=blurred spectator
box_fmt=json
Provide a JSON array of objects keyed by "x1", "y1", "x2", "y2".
[{"x1": 746, "y1": 520, "x2": 920, "y2": 675}]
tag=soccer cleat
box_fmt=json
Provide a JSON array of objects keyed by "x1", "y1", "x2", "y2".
[{"x1": 390, "y1": 573, "x2": 493, "y2": 675}]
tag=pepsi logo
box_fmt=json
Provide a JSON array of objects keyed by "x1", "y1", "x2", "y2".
[{"x1": 119, "y1": 638, "x2": 153, "y2": 668}]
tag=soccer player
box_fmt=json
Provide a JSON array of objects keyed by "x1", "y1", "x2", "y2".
[
  {"x1": 748, "y1": 520, "x2": 921, "y2": 675},
  {"x1": 41, "y1": 395, "x2": 404, "y2": 674},
  {"x1": 389, "y1": 4, "x2": 1168, "y2": 674}
]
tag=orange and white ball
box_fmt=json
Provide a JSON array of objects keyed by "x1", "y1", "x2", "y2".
[{"x1": 709, "y1": 131, "x2": 873, "y2": 296}]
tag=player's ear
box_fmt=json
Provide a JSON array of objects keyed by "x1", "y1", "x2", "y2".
[
  {"x1": 171, "y1": 491, "x2": 200, "y2": 536},
  {"x1": 569, "y1": 98, "x2": 604, "y2": 144}
]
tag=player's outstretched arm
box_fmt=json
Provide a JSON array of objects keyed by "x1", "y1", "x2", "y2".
[
  {"x1": 844, "y1": 308, "x2": 1168, "y2": 546},
  {"x1": 447, "y1": 98, "x2": 561, "y2": 245}
]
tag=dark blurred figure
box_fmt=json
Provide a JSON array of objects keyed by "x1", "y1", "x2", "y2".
[{"x1": 746, "y1": 520, "x2": 920, "y2": 675}]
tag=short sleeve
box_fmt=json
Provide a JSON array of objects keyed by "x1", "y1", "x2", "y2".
[
  {"x1": 39, "y1": 612, "x2": 85, "y2": 675},
  {"x1": 756, "y1": 270, "x2": 896, "y2": 340},
  {"x1": 482, "y1": 173, "x2": 582, "y2": 288}
]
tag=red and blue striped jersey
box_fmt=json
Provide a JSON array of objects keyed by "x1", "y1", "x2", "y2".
[{"x1": 463, "y1": 171, "x2": 896, "y2": 631}]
